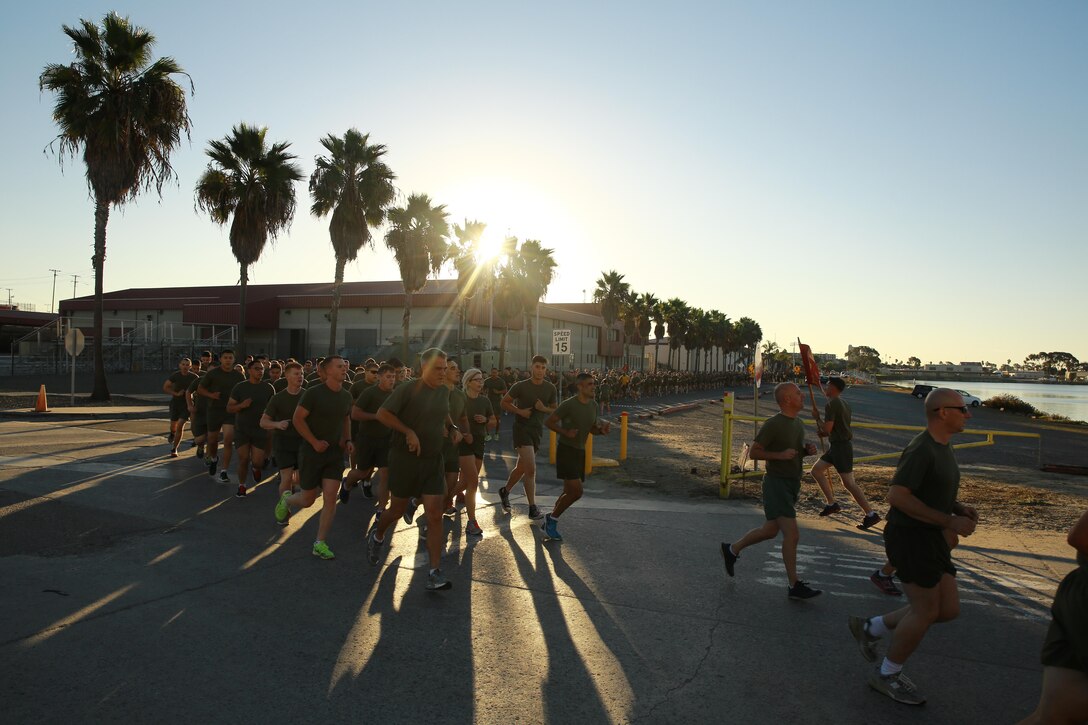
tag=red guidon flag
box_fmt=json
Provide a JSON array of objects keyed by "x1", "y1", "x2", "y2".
[{"x1": 797, "y1": 340, "x2": 822, "y2": 387}]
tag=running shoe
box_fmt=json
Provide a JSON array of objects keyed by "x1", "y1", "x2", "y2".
[
  {"x1": 251, "y1": 466, "x2": 263, "y2": 483},
  {"x1": 787, "y1": 581, "x2": 822, "y2": 600},
  {"x1": 868, "y1": 667, "x2": 925, "y2": 705},
  {"x1": 403, "y1": 497, "x2": 419, "y2": 525},
  {"x1": 418, "y1": 521, "x2": 428, "y2": 540},
  {"x1": 338, "y1": 481, "x2": 350, "y2": 505},
  {"x1": 465, "y1": 520, "x2": 483, "y2": 537},
  {"x1": 720, "y1": 542, "x2": 738, "y2": 577},
  {"x1": 235, "y1": 484, "x2": 246, "y2": 498},
  {"x1": 498, "y1": 486, "x2": 511, "y2": 513},
  {"x1": 484, "y1": 434, "x2": 492, "y2": 442},
  {"x1": 858, "y1": 512, "x2": 882, "y2": 531},
  {"x1": 312, "y1": 541, "x2": 335, "y2": 560},
  {"x1": 366, "y1": 529, "x2": 383, "y2": 565},
  {"x1": 218, "y1": 471, "x2": 230, "y2": 484},
  {"x1": 426, "y1": 569, "x2": 452, "y2": 591},
  {"x1": 870, "y1": 571, "x2": 902, "y2": 596},
  {"x1": 848, "y1": 616, "x2": 880, "y2": 662},
  {"x1": 819, "y1": 502, "x2": 842, "y2": 516},
  {"x1": 362, "y1": 481, "x2": 374, "y2": 499},
  {"x1": 274, "y1": 491, "x2": 292, "y2": 525},
  {"x1": 528, "y1": 504, "x2": 544, "y2": 520},
  {"x1": 206, "y1": 457, "x2": 217, "y2": 476},
  {"x1": 542, "y1": 514, "x2": 562, "y2": 540},
  {"x1": 170, "y1": 451, "x2": 179, "y2": 458}
]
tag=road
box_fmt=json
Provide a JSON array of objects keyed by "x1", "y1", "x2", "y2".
[{"x1": 0, "y1": 405, "x2": 1078, "y2": 723}]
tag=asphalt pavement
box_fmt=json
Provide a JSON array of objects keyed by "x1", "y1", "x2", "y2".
[{"x1": 0, "y1": 405, "x2": 1078, "y2": 724}]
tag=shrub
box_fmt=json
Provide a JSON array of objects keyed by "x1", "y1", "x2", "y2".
[{"x1": 983, "y1": 394, "x2": 1038, "y2": 416}]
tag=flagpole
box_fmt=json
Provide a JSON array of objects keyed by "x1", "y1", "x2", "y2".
[
  {"x1": 752, "y1": 342, "x2": 762, "y2": 471},
  {"x1": 798, "y1": 337, "x2": 827, "y2": 454}
]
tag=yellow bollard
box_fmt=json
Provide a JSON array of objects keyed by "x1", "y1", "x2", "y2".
[
  {"x1": 619, "y1": 412, "x2": 628, "y2": 461},
  {"x1": 720, "y1": 392, "x2": 734, "y2": 498},
  {"x1": 549, "y1": 429, "x2": 557, "y2": 464},
  {"x1": 585, "y1": 433, "x2": 593, "y2": 477}
]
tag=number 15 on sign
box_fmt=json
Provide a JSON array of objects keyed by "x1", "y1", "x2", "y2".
[{"x1": 552, "y1": 329, "x2": 571, "y2": 355}]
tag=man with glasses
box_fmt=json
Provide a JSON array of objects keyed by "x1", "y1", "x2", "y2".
[
  {"x1": 848, "y1": 388, "x2": 979, "y2": 706},
  {"x1": 542, "y1": 372, "x2": 610, "y2": 541}
]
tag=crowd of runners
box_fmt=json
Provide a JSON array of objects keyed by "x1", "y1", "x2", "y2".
[{"x1": 162, "y1": 354, "x2": 1087, "y2": 716}]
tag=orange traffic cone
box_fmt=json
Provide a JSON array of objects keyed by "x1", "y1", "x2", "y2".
[{"x1": 34, "y1": 384, "x2": 48, "y2": 413}]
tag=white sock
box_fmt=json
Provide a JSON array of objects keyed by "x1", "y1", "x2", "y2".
[
  {"x1": 880, "y1": 657, "x2": 902, "y2": 676},
  {"x1": 868, "y1": 616, "x2": 890, "y2": 638},
  {"x1": 729, "y1": 544, "x2": 738, "y2": 557}
]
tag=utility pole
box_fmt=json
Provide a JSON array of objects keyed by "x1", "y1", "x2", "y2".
[
  {"x1": 49, "y1": 269, "x2": 61, "y2": 313},
  {"x1": 3, "y1": 288, "x2": 12, "y2": 308},
  {"x1": 71, "y1": 274, "x2": 79, "y2": 299}
]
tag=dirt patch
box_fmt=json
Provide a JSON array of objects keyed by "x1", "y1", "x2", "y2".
[{"x1": 612, "y1": 404, "x2": 1086, "y2": 533}]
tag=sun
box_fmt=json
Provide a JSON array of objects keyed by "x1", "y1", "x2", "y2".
[{"x1": 475, "y1": 227, "x2": 506, "y2": 262}]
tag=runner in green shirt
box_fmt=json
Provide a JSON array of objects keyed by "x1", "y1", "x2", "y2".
[
  {"x1": 162, "y1": 357, "x2": 198, "y2": 458},
  {"x1": 197, "y1": 350, "x2": 245, "y2": 483},
  {"x1": 261, "y1": 361, "x2": 305, "y2": 499},
  {"x1": 482, "y1": 368, "x2": 508, "y2": 442},
  {"x1": 367, "y1": 348, "x2": 460, "y2": 592},
  {"x1": 454, "y1": 367, "x2": 496, "y2": 537},
  {"x1": 344, "y1": 363, "x2": 396, "y2": 509},
  {"x1": 498, "y1": 356, "x2": 557, "y2": 520},
  {"x1": 442, "y1": 359, "x2": 470, "y2": 516},
  {"x1": 810, "y1": 377, "x2": 879, "y2": 529},
  {"x1": 542, "y1": 372, "x2": 611, "y2": 541},
  {"x1": 226, "y1": 360, "x2": 276, "y2": 497},
  {"x1": 273, "y1": 356, "x2": 354, "y2": 561},
  {"x1": 721, "y1": 383, "x2": 821, "y2": 601}
]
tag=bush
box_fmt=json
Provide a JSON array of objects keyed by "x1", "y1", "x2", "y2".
[{"x1": 983, "y1": 394, "x2": 1038, "y2": 416}]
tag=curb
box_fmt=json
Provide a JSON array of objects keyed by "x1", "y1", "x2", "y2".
[{"x1": 0, "y1": 408, "x2": 168, "y2": 421}]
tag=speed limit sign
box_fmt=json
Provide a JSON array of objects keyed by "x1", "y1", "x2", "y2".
[{"x1": 552, "y1": 329, "x2": 571, "y2": 355}]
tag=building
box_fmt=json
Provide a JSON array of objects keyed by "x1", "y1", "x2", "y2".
[{"x1": 55, "y1": 280, "x2": 646, "y2": 372}]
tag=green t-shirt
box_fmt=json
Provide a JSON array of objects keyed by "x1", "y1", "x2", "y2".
[
  {"x1": 886, "y1": 431, "x2": 961, "y2": 530},
  {"x1": 350, "y1": 378, "x2": 373, "y2": 400},
  {"x1": 380, "y1": 380, "x2": 450, "y2": 459},
  {"x1": 754, "y1": 413, "x2": 806, "y2": 480},
  {"x1": 271, "y1": 377, "x2": 288, "y2": 392},
  {"x1": 264, "y1": 388, "x2": 304, "y2": 446},
  {"x1": 297, "y1": 383, "x2": 354, "y2": 447},
  {"x1": 483, "y1": 376, "x2": 507, "y2": 402},
  {"x1": 508, "y1": 379, "x2": 558, "y2": 435},
  {"x1": 200, "y1": 367, "x2": 245, "y2": 411},
  {"x1": 464, "y1": 395, "x2": 493, "y2": 440},
  {"x1": 824, "y1": 396, "x2": 852, "y2": 442},
  {"x1": 187, "y1": 374, "x2": 208, "y2": 411},
  {"x1": 230, "y1": 380, "x2": 275, "y2": 430},
  {"x1": 554, "y1": 396, "x2": 598, "y2": 450},
  {"x1": 167, "y1": 370, "x2": 199, "y2": 396},
  {"x1": 445, "y1": 387, "x2": 468, "y2": 454},
  {"x1": 354, "y1": 384, "x2": 393, "y2": 440}
]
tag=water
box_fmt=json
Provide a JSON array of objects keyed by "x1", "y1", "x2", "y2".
[{"x1": 904, "y1": 379, "x2": 1088, "y2": 422}]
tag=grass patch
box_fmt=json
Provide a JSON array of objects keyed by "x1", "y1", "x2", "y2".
[{"x1": 983, "y1": 394, "x2": 1039, "y2": 416}]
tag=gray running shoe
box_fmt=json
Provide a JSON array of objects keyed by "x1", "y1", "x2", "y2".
[
  {"x1": 465, "y1": 520, "x2": 483, "y2": 537},
  {"x1": 217, "y1": 470, "x2": 230, "y2": 484},
  {"x1": 402, "y1": 497, "x2": 418, "y2": 525},
  {"x1": 528, "y1": 504, "x2": 544, "y2": 520},
  {"x1": 426, "y1": 569, "x2": 452, "y2": 591},
  {"x1": 366, "y1": 529, "x2": 383, "y2": 566},
  {"x1": 848, "y1": 616, "x2": 880, "y2": 662},
  {"x1": 868, "y1": 667, "x2": 925, "y2": 705}
]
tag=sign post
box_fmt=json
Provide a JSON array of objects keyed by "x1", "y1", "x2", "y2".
[
  {"x1": 552, "y1": 329, "x2": 571, "y2": 356},
  {"x1": 64, "y1": 325, "x2": 85, "y2": 405}
]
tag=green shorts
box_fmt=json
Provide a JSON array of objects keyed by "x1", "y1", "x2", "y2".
[
  {"x1": 819, "y1": 440, "x2": 854, "y2": 473},
  {"x1": 233, "y1": 424, "x2": 268, "y2": 449},
  {"x1": 206, "y1": 407, "x2": 232, "y2": 433},
  {"x1": 298, "y1": 445, "x2": 346, "y2": 491},
  {"x1": 458, "y1": 437, "x2": 484, "y2": 459},
  {"x1": 444, "y1": 442, "x2": 461, "y2": 473},
  {"x1": 273, "y1": 443, "x2": 299, "y2": 470},
  {"x1": 190, "y1": 409, "x2": 208, "y2": 437},
  {"x1": 556, "y1": 444, "x2": 585, "y2": 482},
  {"x1": 1041, "y1": 567, "x2": 1088, "y2": 672},
  {"x1": 761, "y1": 474, "x2": 800, "y2": 520},
  {"x1": 169, "y1": 397, "x2": 190, "y2": 422},
  {"x1": 512, "y1": 425, "x2": 541, "y2": 451},
  {"x1": 387, "y1": 448, "x2": 445, "y2": 500},
  {"x1": 356, "y1": 436, "x2": 390, "y2": 469}
]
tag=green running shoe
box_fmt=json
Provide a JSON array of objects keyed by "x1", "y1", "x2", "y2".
[
  {"x1": 312, "y1": 541, "x2": 335, "y2": 560},
  {"x1": 274, "y1": 491, "x2": 292, "y2": 525}
]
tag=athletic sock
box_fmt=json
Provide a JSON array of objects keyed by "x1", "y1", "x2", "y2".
[
  {"x1": 374, "y1": 533, "x2": 384, "y2": 543},
  {"x1": 729, "y1": 544, "x2": 738, "y2": 557},
  {"x1": 868, "y1": 616, "x2": 890, "y2": 638},
  {"x1": 880, "y1": 657, "x2": 902, "y2": 677}
]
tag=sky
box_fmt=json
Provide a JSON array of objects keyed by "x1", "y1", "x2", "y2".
[{"x1": 2, "y1": 1, "x2": 1085, "y2": 366}]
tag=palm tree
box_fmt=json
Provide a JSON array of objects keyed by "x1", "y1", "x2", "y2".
[
  {"x1": 661, "y1": 298, "x2": 690, "y2": 370},
  {"x1": 195, "y1": 124, "x2": 302, "y2": 357},
  {"x1": 40, "y1": 12, "x2": 192, "y2": 400},
  {"x1": 593, "y1": 270, "x2": 630, "y2": 367},
  {"x1": 492, "y1": 262, "x2": 522, "y2": 371},
  {"x1": 733, "y1": 316, "x2": 763, "y2": 372},
  {"x1": 450, "y1": 219, "x2": 491, "y2": 350},
  {"x1": 708, "y1": 310, "x2": 730, "y2": 371},
  {"x1": 309, "y1": 129, "x2": 396, "y2": 357},
  {"x1": 635, "y1": 293, "x2": 658, "y2": 371},
  {"x1": 384, "y1": 193, "x2": 450, "y2": 362},
  {"x1": 651, "y1": 297, "x2": 666, "y2": 371},
  {"x1": 514, "y1": 239, "x2": 557, "y2": 362}
]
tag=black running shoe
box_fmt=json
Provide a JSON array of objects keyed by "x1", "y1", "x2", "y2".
[
  {"x1": 819, "y1": 502, "x2": 842, "y2": 516},
  {"x1": 362, "y1": 481, "x2": 374, "y2": 499},
  {"x1": 721, "y1": 542, "x2": 737, "y2": 577},
  {"x1": 498, "y1": 486, "x2": 511, "y2": 512},
  {"x1": 338, "y1": 481, "x2": 350, "y2": 505},
  {"x1": 858, "y1": 512, "x2": 882, "y2": 531},
  {"x1": 787, "y1": 581, "x2": 822, "y2": 600}
]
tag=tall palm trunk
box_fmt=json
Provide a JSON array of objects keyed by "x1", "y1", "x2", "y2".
[
  {"x1": 327, "y1": 256, "x2": 346, "y2": 357},
  {"x1": 498, "y1": 327, "x2": 508, "y2": 370},
  {"x1": 238, "y1": 264, "x2": 248, "y2": 356},
  {"x1": 90, "y1": 198, "x2": 110, "y2": 400},
  {"x1": 401, "y1": 293, "x2": 412, "y2": 363},
  {"x1": 526, "y1": 313, "x2": 535, "y2": 365}
]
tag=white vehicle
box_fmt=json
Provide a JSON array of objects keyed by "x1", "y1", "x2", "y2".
[{"x1": 956, "y1": 390, "x2": 982, "y2": 407}]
